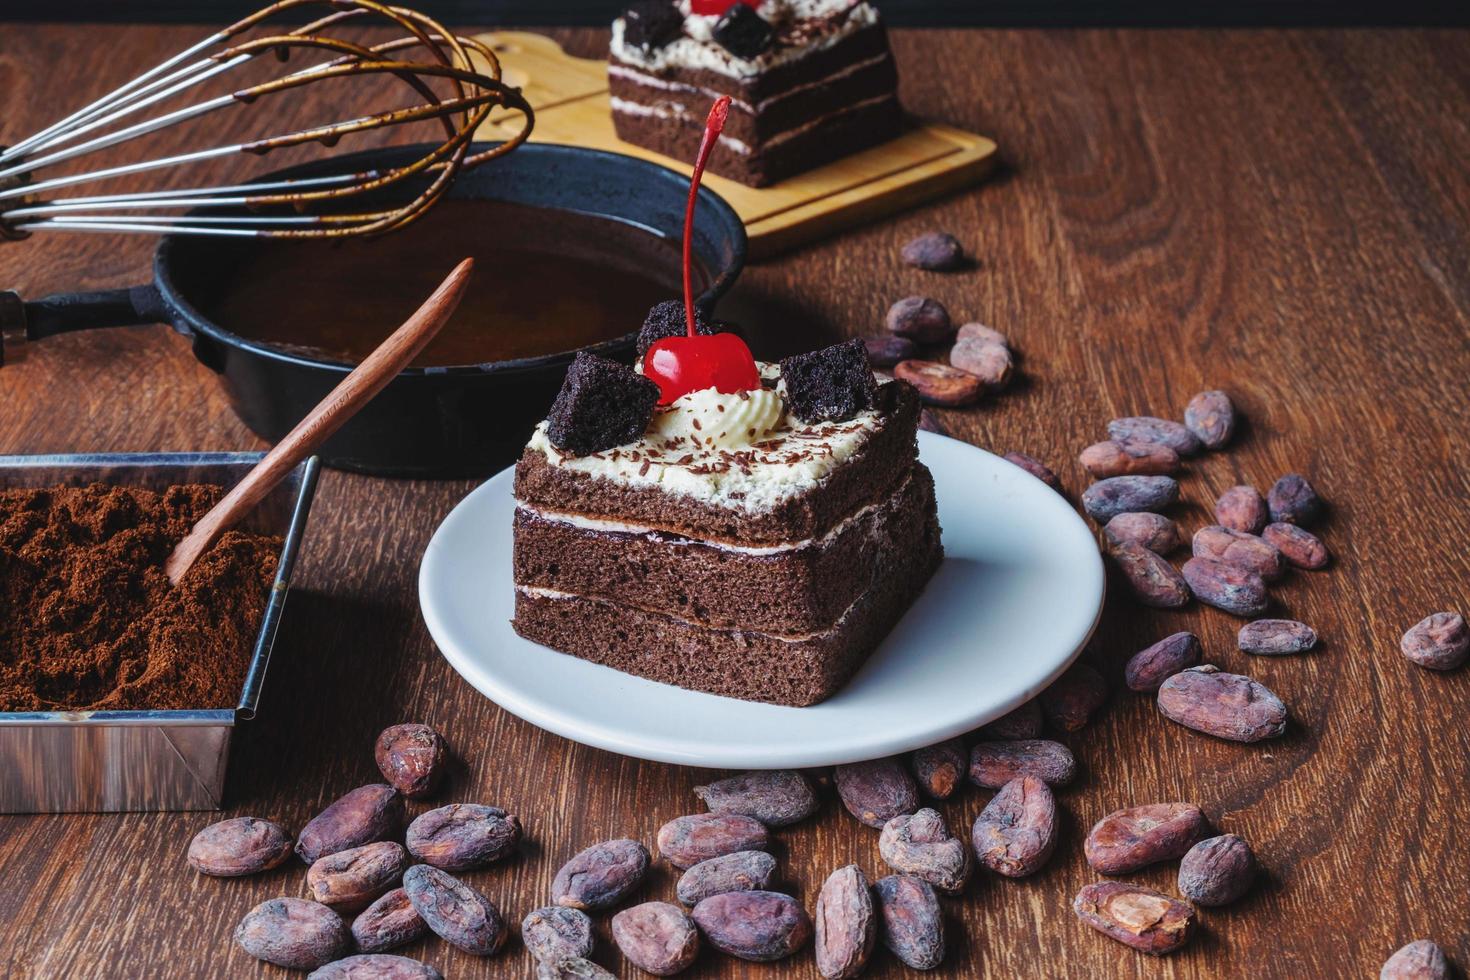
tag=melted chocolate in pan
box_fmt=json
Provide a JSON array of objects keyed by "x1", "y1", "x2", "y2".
[{"x1": 203, "y1": 199, "x2": 706, "y2": 367}]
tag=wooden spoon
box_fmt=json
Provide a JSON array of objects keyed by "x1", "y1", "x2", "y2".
[{"x1": 164, "y1": 257, "x2": 474, "y2": 586}]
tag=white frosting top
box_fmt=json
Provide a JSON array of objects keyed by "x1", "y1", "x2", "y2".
[
  {"x1": 649, "y1": 385, "x2": 784, "y2": 448},
  {"x1": 611, "y1": 0, "x2": 879, "y2": 79},
  {"x1": 526, "y1": 362, "x2": 886, "y2": 513}
]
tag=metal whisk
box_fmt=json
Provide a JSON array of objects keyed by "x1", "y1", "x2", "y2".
[{"x1": 0, "y1": 0, "x2": 533, "y2": 241}]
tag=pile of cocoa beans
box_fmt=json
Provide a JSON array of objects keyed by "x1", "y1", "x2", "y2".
[
  {"x1": 861, "y1": 232, "x2": 1019, "y2": 410},
  {"x1": 190, "y1": 722, "x2": 523, "y2": 978}
]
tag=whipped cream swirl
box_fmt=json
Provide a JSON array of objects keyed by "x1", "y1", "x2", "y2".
[{"x1": 650, "y1": 386, "x2": 784, "y2": 449}]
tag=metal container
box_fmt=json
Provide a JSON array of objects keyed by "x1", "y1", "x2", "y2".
[{"x1": 0, "y1": 452, "x2": 319, "y2": 813}]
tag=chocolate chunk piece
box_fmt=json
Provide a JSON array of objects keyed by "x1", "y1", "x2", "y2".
[
  {"x1": 621, "y1": 0, "x2": 683, "y2": 51},
  {"x1": 547, "y1": 353, "x2": 660, "y2": 457},
  {"x1": 636, "y1": 299, "x2": 723, "y2": 357},
  {"x1": 780, "y1": 339, "x2": 878, "y2": 424},
  {"x1": 713, "y1": 4, "x2": 775, "y2": 59}
]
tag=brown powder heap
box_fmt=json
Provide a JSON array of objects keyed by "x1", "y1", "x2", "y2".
[{"x1": 0, "y1": 483, "x2": 282, "y2": 713}]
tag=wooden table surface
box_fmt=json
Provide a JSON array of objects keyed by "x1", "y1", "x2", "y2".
[{"x1": 2, "y1": 21, "x2": 1468, "y2": 980}]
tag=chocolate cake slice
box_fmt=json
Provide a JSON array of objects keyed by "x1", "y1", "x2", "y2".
[
  {"x1": 609, "y1": 0, "x2": 904, "y2": 187},
  {"x1": 512, "y1": 356, "x2": 941, "y2": 707}
]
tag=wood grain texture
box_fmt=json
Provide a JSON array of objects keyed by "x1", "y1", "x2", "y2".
[{"x1": 2, "y1": 22, "x2": 1469, "y2": 980}]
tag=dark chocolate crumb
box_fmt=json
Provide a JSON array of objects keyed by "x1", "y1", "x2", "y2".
[
  {"x1": 779, "y1": 339, "x2": 878, "y2": 423},
  {"x1": 637, "y1": 300, "x2": 732, "y2": 357},
  {"x1": 621, "y1": 0, "x2": 683, "y2": 51},
  {"x1": 547, "y1": 353, "x2": 660, "y2": 456},
  {"x1": 712, "y1": 4, "x2": 775, "y2": 59}
]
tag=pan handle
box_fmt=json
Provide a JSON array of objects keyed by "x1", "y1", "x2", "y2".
[{"x1": 0, "y1": 284, "x2": 169, "y2": 366}]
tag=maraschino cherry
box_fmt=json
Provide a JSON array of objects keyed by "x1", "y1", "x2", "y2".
[
  {"x1": 690, "y1": 0, "x2": 759, "y2": 15},
  {"x1": 643, "y1": 95, "x2": 761, "y2": 406}
]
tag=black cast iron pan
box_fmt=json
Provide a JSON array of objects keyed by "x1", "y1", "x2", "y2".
[{"x1": 0, "y1": 142, "x2": 747, "y2": 477}]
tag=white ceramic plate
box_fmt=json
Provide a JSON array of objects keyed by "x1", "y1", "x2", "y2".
[{"x1": 419, "y1": 432, "x2": 1105, "y2": 769}]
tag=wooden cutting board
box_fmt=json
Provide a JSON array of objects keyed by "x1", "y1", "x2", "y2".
[{"x1": 471, "y1": 31, "x2": 998, "y2": 260}]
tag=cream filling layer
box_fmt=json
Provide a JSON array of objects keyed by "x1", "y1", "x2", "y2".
[
  {"x1": 610, "y1": 1, "x2": 878, "y2": 80},
  {"x1": 607, "y1": 50, "x2": 892, "y2": 115},
  {"x1": 516, "y1": 468, "x2": 914, "y2": 556},
  {"x1": 516, "y1": 584, "x2": 862, "y2": 644},
  {"x1": 610, "y1": 92, "x2": 897, "y2": 156}
]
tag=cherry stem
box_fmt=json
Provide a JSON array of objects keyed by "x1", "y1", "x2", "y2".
[{"x1": 683, "y1": 95, "x2": 731, "y2": 338}]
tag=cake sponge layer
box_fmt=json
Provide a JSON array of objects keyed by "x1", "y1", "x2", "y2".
[
  {"x1": 514, "y1": 380, "x2": 921, "y2": 545},
  {"x1": 511, "y1": 490, "x2": 942, "y2": 707},
  {"x1": 514, "y1": 463, "x2": 935, "y2": 634}
]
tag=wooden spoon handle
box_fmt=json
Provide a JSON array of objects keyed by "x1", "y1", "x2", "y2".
[{"x1": 165, "y1": 257, "x2": 474, "y2": 585}]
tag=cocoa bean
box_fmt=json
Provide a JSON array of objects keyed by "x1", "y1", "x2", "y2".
[
  {"x1": 1268, "y1": 473, "x2": 1323, "y2": 526},
  {"x1": 307, "y1": 955, "x2": 443, "y2": 980},
  {"x1": 900, "y1": 232, "x2": 964, "y2": 271},
  {"x1": 1040, "y1": 662, "x2": 1108, "y2": 731},
  {"x1": 676, "y1": 850, "x2": 777, "y2": 906},
  {"x1": 1400, "y1": 612, "x2": 1469, "y2": 671},
  {"x1": 235, "y1": 898, "x2": 349, "y2": 970},
  {"x1": 969, "y1": 739, "x2": 1076, "y2": 788},
  {"x1": 1001, "y1": 452, "x2": 1060, "y2": 491},
  {"x1": 1215, "y1": 485, "x2": 1268, "y2": 534},
  {"x1": 1072, "y1": 882, "x2": 1195, "y2": 955},
  {"x1": 1157, "y1": 666, "x2": 1287, "y2": 742},
  {"x1": 657, "y1": 813, "x2": 769, "y2": 869},
  {"x1": 1079, "y1": 440, "x2": 1179, "y2": 478},
  {"x1": 1262, "y1": 522, "x2": 1330, "y2": 569},
  {"x1": 1192, "y1": 525, "x2": 1285, "y2": 581},
  {"x1": 374, "y1": 723, "x2": 448, "y2": 800},
  {"x1": 1082, "y1": 476, "x2": 1179, "y2": 522},
  {"x1": 552, "y1": 839, "x2": 650, "y2": 910},
  {"x1": 612, "y1": 901, "x2": 699, "y2": 976},
  {"x1": 1124, "y1": 633, "x2": 1201, "y2": 692},
  {"x1": 957, "y1": 322, "x2": 1008, "y2": 347},
  {"x1": 352, "y1": 888, "x2": 428, "y2": 954},
  {"x1": 862, "y1": 334, "x2": 917, "y2": 368},
  {"x1": 1177, "y1": 834, "x2": 1255, "y2": 906},
  {"x1": 885, "y1": 296, "x2": 953, "y2": 343},
  {"x1": 878, "y1": 808, "x2": 971, "y2": 895},
  {"x1": 1239, "y1": 619, "x2": 1317, "y2": 655},
  {"x1": 977, "y1": 699, "x2": 1043, "y2": 739},
  {"x1": 536, "y1": 957, "x2": 616, "y2": 980},
  {"x1": 893, "y1": 360, "x2": 982, "y2": 407},
  {"x1": 695, "y1": 770, "x2": 817, "y2": 827},
  {"x1": 950, "y1": 338, "x2": 1014, "y2": 388},
  {"x1": 692, "y1": 891, "x2": 812, "y2": 962},
  {"x1": 874, "y1": 875, "x2": 945, "y2": 970},
  {"x1": 971, "y1": 776, "x2": 1057, "y2": 877},
  {"x1": 1084, "y1": 803, "x2": 1206, "y2": 874},
  {"x1": 405, "y1": 804, "x2": 521, "y2": 871},
  {"x1": 1184, "y1": 390, "x2": 1234, "y2": 449},
  {"x1": 834, "y1": 758, "x2": 919, "y2": 828},
  {"x1": 1104, "y1": 512, "x2": 1182, "y2": 554},
  {"x1": 1181, "y1": 557, "x2": 1268, "y2": 617},
  {"x1": 1381, "y1": 940, "x2": 1451, "y2": 980},
  {"x1": 814, "y1": 865, "x2": 876, "y2": 980},
  {"x1": 188, "y1": 817, "x2": 293, "y2": 877},
  {"x1": 521, "y1": 906, "x2": 594, "y2": 964},
  {"x1": 1107, "y1": 416, "x2": 1202, "y2": 456},
  {"x1": 910, "y1": 737, "x2": 967, "y2": 799},
  {"x1": 296, "y1": 785, "x2": 404, "y2": 864},
  {"x1": 308, "y1": 841, "x2": 407, "y2": 912},
  {"x1": 1110, "y1": 544, "x2": 1191, "y2": 608},
  {"x1": 402, "y1": 864, "x2": 506, "y2": 956}
]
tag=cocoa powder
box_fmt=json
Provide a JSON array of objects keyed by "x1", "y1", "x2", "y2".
[{"x1": 0, "y1": 483, "x2": 280, "y2": 712}]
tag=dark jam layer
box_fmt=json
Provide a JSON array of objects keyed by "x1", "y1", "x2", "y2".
[{"x1": 201, "y1": 199, "x2": 706, "y2": 368}]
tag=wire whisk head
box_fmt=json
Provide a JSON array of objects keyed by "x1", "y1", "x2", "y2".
[{"x1": 0, "y1": 0, "x2": 534, "y2": 240}]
